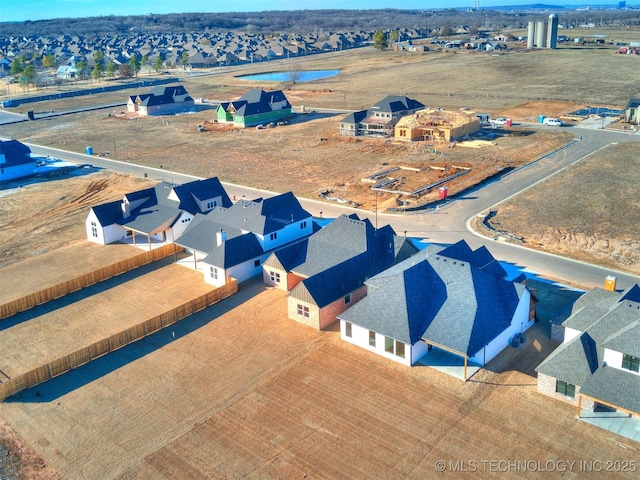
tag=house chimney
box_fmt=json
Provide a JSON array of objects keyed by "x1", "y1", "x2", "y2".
[
  {"x1": 121, "y1": 200, "x2": 131, "y2": 219},
  {"x1": 216, "y1": 229, "x2": 227, "y2": 247}
]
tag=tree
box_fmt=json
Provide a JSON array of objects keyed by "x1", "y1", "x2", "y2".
[
  {"x1": 129, "y1": 56, "x2": 141, "y2": 78},
  {"x1": 153, "y1": 56, "x2": 164, "y2": 72},
  {"x1": 180, "y1": 51, "x2": 190, "y2": 69},
  {"x1": 92, "y1": 50, "x2": 104, "y2": 65},
  {"x1": 42, "y1": 54, "x2": 56, "y2": 68},
  {"x1": 75, "y1": 60, "x2": 88, "y2": 79},
  {"x1": 389, "y1": 29, "x2": 400, "y2": 44},
  {"x1": 373, "y1": 30, "x2": 388, "y2": 50},
  {"x1": 19, "y1": 64, "x2": 37, "y2": 93},
  {"x1": 10, "y1": 56, "x2": 25, "y2": 76},
  {"x1": 119, "y1": 63, "x2": 133, "y2": 79},
  {"x1": 106, "y1": 59, "x2": 118, "y2": 78},
  {"x1": 92, "y1": 63, "x2": 104, "y2": 82},
  {"x1": 441, "y1": 23, "x2": 454, "y2": 37}
]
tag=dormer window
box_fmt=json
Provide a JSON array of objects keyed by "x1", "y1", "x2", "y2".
[{"x1": 622, "y1": 354, "x2": 639, "y2": 372}]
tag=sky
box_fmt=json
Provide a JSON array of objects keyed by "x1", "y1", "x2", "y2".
[{"x1": 0, "y1": 1, "x2": 623, "y2": 23}]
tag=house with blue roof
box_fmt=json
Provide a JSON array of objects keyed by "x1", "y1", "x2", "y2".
[
  {"x1": 263, "y1": 214, "x2": 418, "y2": 329},
  {"x1": 339, "y1": 95, "x2": 425, "y2": 137},
  {"x1": 216, "y1": 88, "x2": 291, "y2": 127},
  {"x1": 0, "y1": 140, "x2": 37, "y2": 183},
  {"x1": 175, "y1": 192, "x2": 312, "y2": 286},
  {"x1": 337, "y1": 240, "x2": 533, "y2": 376},
  {"x1": 86, "y1": 177, "x2": 231, "y2": 247},
  {"x1": 536, "y1": 284, "x2": 640, "y2": 430},
  {"x1": 127, "y1": 84, "x2": 194, "y2": 116}
]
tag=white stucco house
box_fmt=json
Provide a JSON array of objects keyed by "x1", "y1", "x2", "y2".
[
  {"x1": 174, "y1": 192, "x2": 312, "y2": 286},
  {"x1": 86, "y1": 177, "x2": 232, "y2": 247},
  {"x1": 338, "y1": 240, "x2": 534, "y2": 376}
]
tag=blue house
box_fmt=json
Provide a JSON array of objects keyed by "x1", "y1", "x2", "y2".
[{"x1": 0, "y1": 140, "x2": 36, "y2": 182}]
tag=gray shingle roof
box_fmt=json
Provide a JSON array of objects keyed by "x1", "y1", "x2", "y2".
[
  {"x1": 0, "y1": 139, "x2": 33, "y2": 167},
  {"x1": 286, "y1": 215, "x2": 416, "y2": 308},
  {"x1": 580, "y1": 366, "x2": 640, "y2": 414},
  {"x1": 536, "y1": 284, "x2": 640, "y2": 412},
  {"x1": 338, "y1": 241, "x2": 525, "y2": 356},
  {"x1": 371, "y1": 95, "x2": 425, "y2": 113}
]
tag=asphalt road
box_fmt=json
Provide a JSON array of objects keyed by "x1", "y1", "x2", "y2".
[{"x1": 6, "y1": 123, "x2": 640, "y2": 291}]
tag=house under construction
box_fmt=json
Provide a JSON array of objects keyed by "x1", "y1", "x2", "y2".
[{"x1": 394, "y1": 109, "x2": 480, "y2": 142}]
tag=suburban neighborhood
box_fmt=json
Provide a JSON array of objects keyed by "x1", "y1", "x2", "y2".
[{"x1": 1, "y1": 4, "x2": 640, "y2": 478}]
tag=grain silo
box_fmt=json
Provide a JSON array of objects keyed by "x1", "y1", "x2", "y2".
[
  {"x1": 535, "y1": 20, "x2": 547, "y2": 48},
  {"x1": 547, "y1": 14, "x2": 559, "y2": 49},
  {"x1": 527, "y1": 21, "x2": 536, "y2": 49}
]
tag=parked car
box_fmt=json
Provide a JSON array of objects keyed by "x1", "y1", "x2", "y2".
[
  {"x1": 490, "y1": 117, "x2": 509, "y2": 126},
  {"x1": 543, "y1": 117, "x2": 562, "y2": 126}
]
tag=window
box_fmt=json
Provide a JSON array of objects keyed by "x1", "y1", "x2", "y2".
[
  {"x1": 206, "y1": 200, "x2": 217, "y2": 209},
  {"x1": 90, "y1": 221, "x2": 98, "y2": 238},
  {"x1": 622, "y1": 354, "x2": 640, "y2": 373},
  {"x1": 270, "y1": 232, "x2": 278, "y2": 241},
  {"x1": 269, "y1": 271, "x2": 280, "y2": 283},
  {"x1": 556, "y1": 380, "x2": 575, "y2": 398},
  {"x1": 254, "y1": 259, "x2": 260, "y2": 267},
  {"x1": 297, "y1": 304, "x2": 309, "y2": 318},
  {"x1": 369, "y1": 330, "x2": 376, "y2": 347},
  {"x1": 300, "y1": 221, "x2": 307, "y2": 229},
  {"x1": 385, "y1": 336, "x2": 405, "y2": 358},
  {"x1": 385, "y1": 336, "x2": 394, "y2": 354},
  {"x1": 345, "y1": 322, "x2": 352, "y2": 338},
  {"x1": 210, "y1": 266, "x2": 218, "y2": 280},
  {"x1": 344, "y1": 294, "x2": 351, "y2": 304}
]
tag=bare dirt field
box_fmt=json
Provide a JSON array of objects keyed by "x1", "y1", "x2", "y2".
[
  {"x1": 1, "y1": 278, "x2": 638, "y2": 479},
  {"x1": 470, "y1": 142, "x2": 640, "y2": 275}
]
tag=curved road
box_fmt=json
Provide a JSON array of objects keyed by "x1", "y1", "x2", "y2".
[{"x1": 11, "y1": 123, "x2": 640, "y2": 291}]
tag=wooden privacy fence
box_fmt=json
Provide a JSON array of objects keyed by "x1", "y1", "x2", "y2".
[
  {"x1": 1, "y1": 244, "x2": 181, "y2": 320},
  {"x1": 0, "y1": 279, "x2": 237, "y2": 401}
]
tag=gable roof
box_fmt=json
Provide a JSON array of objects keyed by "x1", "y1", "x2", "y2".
[
  {"x1": 371, "y1": 95, "x2": 425, "y2": 113},
  {"x1": 232, "y1": 89, "x2": 291, "y2": 117},
  {"x1": 626, "y1": 98, "x2": 640, "y2": 109},
  {"x1": 170, "y1": 177, "x2": 232, "y2": 213},
  {"x1": 536, "y1": 284, "x2": 640, "y2": 412},
  {"x1": 338, "y1": 241, "x2": 525, "y2": 356},
  {"x1": 199, "y1": 192, "x2": 310, "y2": 236},
  {"x1": 0, "y1": 140, "x2": 34, "y2": 167},
  {"x1": 287, "y1": 215, "x2": 417, "y2": 308},
  {"x1": 130, "y1": 84, "x2": 193, "y2": 107}
]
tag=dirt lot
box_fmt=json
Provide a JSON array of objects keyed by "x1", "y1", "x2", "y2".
[
  {"x1": 471, "y1": 142, "x2": 640, "y2": 275},
  {"x1": 1, "y1": 277, "x2": 638, "y2": 479}
]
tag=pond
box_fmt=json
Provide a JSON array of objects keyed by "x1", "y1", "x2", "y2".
[{"x1": 237, "y1": 69, "x2": 340, "y2": 83}]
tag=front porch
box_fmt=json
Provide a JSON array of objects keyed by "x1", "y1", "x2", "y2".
[{"x1": 415, "y1": 345, "x2": 482, "y2": 381}]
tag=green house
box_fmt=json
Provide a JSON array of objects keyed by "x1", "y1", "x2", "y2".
[{"x1": 216, "y1": 89, "x2": 292, "y2": 127}]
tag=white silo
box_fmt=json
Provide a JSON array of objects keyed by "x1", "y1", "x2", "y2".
[
  {"x1": 547, "y1": 14, "x2": 559, "y2": 49},
  {"x1": 535, "y1": 20, "x2": 547, "y2": 48},
  {"x1": 527, "y1": 21, "x2": 536, "y2": 49}
]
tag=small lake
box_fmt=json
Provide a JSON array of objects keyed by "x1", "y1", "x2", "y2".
[{"x1": 237, "y1": 69, "x2": 340, "y2": 83}]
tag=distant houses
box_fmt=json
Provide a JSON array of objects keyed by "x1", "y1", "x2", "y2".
[
  {"x1": 216, "y1": 89, "x2": 292, "y2": 127},
  {"x1": 127, "y1": 84, "x2": 194, "y2": 116},
  {"x1": 0, "y1": 140, "x2": 37, "y2": 182}
]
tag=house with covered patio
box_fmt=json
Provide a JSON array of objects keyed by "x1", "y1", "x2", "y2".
[
  {"x1": 338, "y1": 240, "x2": 534, "y2": 380},
  {"x1": 86, "y1": 177, "x2": 231, "y2": 247}
]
